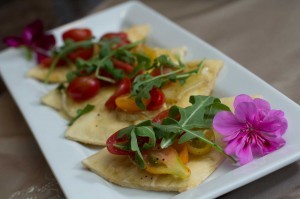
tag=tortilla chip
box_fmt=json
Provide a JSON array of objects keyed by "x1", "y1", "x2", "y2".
[
  {"x1": 27, "y1": 66, "x2": 71, "y2": 83},
  {"x1": 65, "y1": 109, "x2": 130, "y2": 145},
  {"x1": 137, "y1": 45, "x2": 187, "y2": 63},
  {"x1": 64, "y1": 87, "x2": 133, "y2": 144},
  {"x1": 83, "y1": 147, "x2": 224, "y2": 192},
  {"x1": 42, "y1": 89, "x2": 61, "y2": 110},
  {"x1": 164, "y1": 60, "x2": 223, "y2": 107},
  {"x1": 124, "y1": 24, "x2": 150, "y2": 43}
]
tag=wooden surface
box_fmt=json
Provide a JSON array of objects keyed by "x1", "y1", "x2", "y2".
[{"x1": 0, "y1": 0, "x2": 300, "y2": 198}]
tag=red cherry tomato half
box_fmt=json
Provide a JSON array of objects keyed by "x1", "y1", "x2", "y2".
[
  {"x1": 106, "y1": 131, "x2": 135, "y2": 156},
  {"x1": 112, "y1": 58, "x2": 134, "y2": 74},
  {"x1": 39, "y1": 57, "x2": 66, "y2": 68},
  {"x1": 105, "y1": 77, "x2": 131, "y2": 110},
  {"x1": 150, "y1": 67, "x2": 174, "y2": 77},
  {"x1": 100, "y1": 32, "x2": 130, "y2": 48},
  {"x1": 101, "y1": 32, "x2": 128, "y2": 40},
  {"x1": 107, "y1": 131, "x2": 152, "y2": 156},
  {"x1": 67, "y1": 76, "x2": 100, "y2": 102},
  {"x1": 62, "y1": 28, "x2": 92, "y2": 42},
  {"x1": 67, "y1": 47, "x2": 93, "y2": 62},
  {"x1": 152, "y1": 109, "x2": 170, "y2": 124},
  {"x1": 147, "y1": 87, "x2": 166, "y2": 111}
]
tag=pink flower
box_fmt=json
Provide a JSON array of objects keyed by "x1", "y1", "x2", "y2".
[
  {"x1": 213, "y1": 94, "x2": 288, "y2": 165},
  {"x1": 3, "y1": 20, "x2": 55, "y2": 63}
]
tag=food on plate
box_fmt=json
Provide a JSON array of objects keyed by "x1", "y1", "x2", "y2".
[
  {"x1": 83, "y1": 94, "x2": 288, "y2": 191},
  {"x1": 34, "y1": 24, "x2": 223, "y2": 146},
  {"x1": 82, "y1": 95, "x2": 232, "y2": 192},
  {"x1": 3, "y1": 19, "x2": 289, "y2": 194},
  {"x1": 27, "y1": 25, "x2": 150, "y2": 83},
  {"x1": 62, "y1": 59, "x2": 222, "y2": 145}
]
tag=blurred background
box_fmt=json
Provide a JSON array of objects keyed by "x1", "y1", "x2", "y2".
[{"x1": 0, "y1": 0, "x2": 102, "y2": 50}]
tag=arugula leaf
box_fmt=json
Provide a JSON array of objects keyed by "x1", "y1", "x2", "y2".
[
  {"x1": 151, "y1": 55, "x2": 177, "y2": 69},
  {"x1": 178, "y1": 129, "x2": 204, "y2": 144},
  {"x1": 171, "y1": 95, "x2": 217, "y2": 129},
  {"x1": 131, "y1": 56, "x2": 203, "y2": 109},
  {"x1": 129, "y1": 126, "x2": 156, "y2": 169},
  {"x1": 45, "y1": 38, "x2": 144, "y2": 84},
  {"x1": 128, "y1": 53, "x2": 151, "y2": 79},
  {"x1": 165, "y1": 95, "x2": 234, "y2": 160},
  {"x1": 56, "y1": 83, "x2": 66, "y2": 91},
  {"x1": 66, "y1": 71, "x2": 77, "y2": 82},
  {"x1": 135, "y1": 126, "x2": 156, "y2": 150},
  {"x1": 116, "y1": 120, "x2": 155, "y2": 168},
  {"x1": 115, "y1": 95, "x2": 236, "y2": 167},
  {"x1": 45, "y1": 40, "x2": 94, "y2": 83},
  {"x1": 131, "y1": 73, "x2": 167, "y2": 109},
  {"x1": 130, "y1": 130, "x2": 145, "y2": 168},
  {"x1": 68, "y1": 104, "x2": 95, "y2": 126},
  {"x1": 114, "y1": 49, "x2": 135, "y2": 64}
]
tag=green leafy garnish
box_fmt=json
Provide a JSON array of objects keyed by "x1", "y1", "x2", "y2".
[
  {"x1": 131, "y1": 56, "x2": 204, "y2": 109},
  {"x1": 22, "y1": 46, "x2": 33, "y2": 60},
  {"x1": 114, "y1": 95, "x2": 236, "y2": 168},
  {"x1": 68, "y1": 104, "x2": 95, "y2": 126},
  {"x1": 56, "y1": 83, "x2": 66, "y2": 91},
  {"x1": 44, "y1": 37, "x2": 145, "y2": 84},
  {"x1": 45, "y1": 40, "x2": 94, "y2": 83}
]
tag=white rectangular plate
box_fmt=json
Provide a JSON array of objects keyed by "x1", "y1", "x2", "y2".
[{"x1": 1, "y1": 1, "x2": 300, "y2": 199}]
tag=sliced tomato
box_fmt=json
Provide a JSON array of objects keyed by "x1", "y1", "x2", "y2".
[
  {"x1": 100, "y1": 32, "x2": 130, "y2": 48},
  {"x1": 187, "y1": 130, "x2": 215, "y2": 156},
  {"x1": 152, "y1": 109, "x2": 169, "y2": 124},
  {"x1": 146, "y1": 87, "x2": 165, "y2": 111},
  {"x1": 100, "y1": 32, "x2": 129, "y2": 41},
  {"x1": 39, "y1": 57, "x2": 66, "y2": 68},
  {"x1": 105, "y1": 77, "x2": 131, "y2": 110},
  {"x1": 116, "y1": 87, "x2": 166, "y2": 112},
  {"x1": 112, "y1": 58, "x2": 134, "y2": 74},
  {"x1": 67, "y1": 76, "x2": 100, "y2": 102},
  {"x1": 62, "y1": 28, "x2": 92, "y2": 42},
  {"x1": 143, "y1": 147, "x2": 190, "y2": 179},
  {"x1": 115, "y1": 94, "x2": 150, "y2": 113},
  {"x1": 67, "y1": 47, "x2": 93, "y2": 62},
  {"x1": 150, "y1": 67, "x2": 174, "y2": 77},
  {"x1": 172, "y1": 141, "x2": 189, "y2": 165},
  {"x1": 106, "y1": 132, "x2": 135, "y2": 156}
]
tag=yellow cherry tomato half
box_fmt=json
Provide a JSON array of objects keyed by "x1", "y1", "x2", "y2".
[
  {"x1": 187, "y1": 129, "x2": 215, "y2": 156},
  {"x1": 144, "y1": 147, "x2": 191, "y2": 179},
  {"x1": 115, "y1": 94, "x2": 150, "y2": 113},
  {"x1": 172, "y1": 141, "x2": 189, "y2": 165}
]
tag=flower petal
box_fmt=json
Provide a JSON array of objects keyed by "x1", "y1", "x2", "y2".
[
  {"x1": 213, "y1": 111, "x2": 244, "y2": 136},
  {"x1": 255, "y1": 135, "x2": 286, "y2": 155},
  {"x1": 224, "y1": 135, "x2": 243, "y2": 155},
  {"x1": 234, "y1": 94, "x2": 253, "y2": 110},
  {"x1": 22, "y1": 20, "x2": 44, "y2": 43},
  {"x1": 257, "y1": 112, "x2": 288, "y2": 136},
  {"x1": 269, "y1": 110, "x2": 284, "y2": 117},
  {"x1": 3, "y1": 36, "x2": 24, "y2": 47},
  {"x1": 36, "y1": 34, "x2": 56, "y2": 50},
  {"x1": 236, "y1": 142, "x2": 253, "y2": 165},
  {"x1": 235, "y1": 102, "x2": 257, "y2": 123},
  {"x1": 258, "y1": 117, "x2": 282, "y2": 133},
  {"x1": 277, "y1": 117, "x2": 288, "y2": 136},
  {"x1": 253, "y1": 98, "x2": 270, "y2": 111}
]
